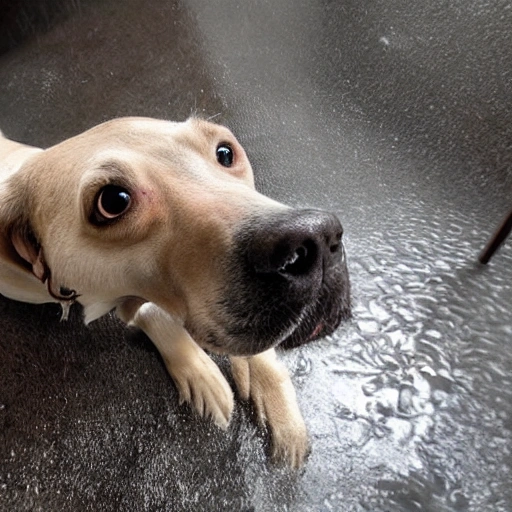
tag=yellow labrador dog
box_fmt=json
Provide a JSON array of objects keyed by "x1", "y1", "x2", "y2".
[{"x1": 0, "y1": 117, "x2": 350, "y2": 468}]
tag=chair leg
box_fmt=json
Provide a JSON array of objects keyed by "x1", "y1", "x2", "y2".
[{"x1": 479, "y1": 206, "x2": 512, "y2": 264}]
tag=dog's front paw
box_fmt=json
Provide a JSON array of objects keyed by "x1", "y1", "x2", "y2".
[
  {"x1": 120, "y1": 302, "x2": 235, "y2": 430},
  {"x1": 169, "y1": 348, "x2": 234, "y2": 429},
  {"x1": 231, "y1": 350, "x2": 310, "y2": 469},
  {"x1": 267, "y1": 407, "x2": 309, "y2": 469}
]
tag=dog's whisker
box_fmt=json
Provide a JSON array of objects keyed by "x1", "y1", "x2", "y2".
[{"x1": 206, "y1": 112, "x2": 222, "y2": 122}]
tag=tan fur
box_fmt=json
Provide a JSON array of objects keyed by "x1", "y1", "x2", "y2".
[{"x1": 0, "y1": 118, "x2": 308, "y2": 468}]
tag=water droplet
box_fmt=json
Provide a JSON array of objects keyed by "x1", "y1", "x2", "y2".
[{"x1": 295, "y1": 355, "x2": 312, "y2": 377}]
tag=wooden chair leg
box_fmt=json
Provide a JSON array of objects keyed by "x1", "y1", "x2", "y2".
[{"x1": 479, "y1": 206, "x2": 512, "y2": 264}]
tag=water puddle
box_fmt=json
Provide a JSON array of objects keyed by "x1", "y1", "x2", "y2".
[{"x1": 280, "y1": 199, "x2": 512, "y2": 511}]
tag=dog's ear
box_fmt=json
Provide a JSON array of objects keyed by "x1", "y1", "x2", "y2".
[
  {"x1": 0, "y1": 174, "x2": 79, "y2": 310},
  {"x1": 0, "y1": 163, "x2": 48, "y2": 283},
  {"x1": 10, "y1": 225, "x2": 48, "y2": 282},
  {"x1": 0, "y1": 135, "x2": 49, "y2": 275}
]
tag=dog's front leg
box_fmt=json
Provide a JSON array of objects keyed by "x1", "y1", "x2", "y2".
[
  {"x1": 117, "y1": 300, "x2": 234, "y2": 429},
  {"x1": 230, "y1": 350, "x2": 309, "y2": 468}
]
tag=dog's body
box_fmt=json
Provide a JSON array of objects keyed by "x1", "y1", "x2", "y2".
[{"x1": 0, "y1": 118, "x2": 350, "y2": 468}]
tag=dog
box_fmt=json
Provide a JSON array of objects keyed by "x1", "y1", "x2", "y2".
[{"x1": 0, "y1": 117, "x2": 351, "y2": 468}]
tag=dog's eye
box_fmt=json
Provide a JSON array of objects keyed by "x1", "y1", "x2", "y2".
[
  {"x1": 216, "y1": 144, "x2": 234, "y2": 167},
  {"x1": 95, "y1": 185, "x2": 131, "y2": 222}
]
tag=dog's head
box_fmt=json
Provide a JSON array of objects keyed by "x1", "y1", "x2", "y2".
[{"x1": 0, "y1": 117, "x2": 350, "y2": 355}]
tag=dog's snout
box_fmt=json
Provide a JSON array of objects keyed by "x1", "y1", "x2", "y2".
[{"x1": 247, "y1": 210, "x2": 344, "y2": 281}]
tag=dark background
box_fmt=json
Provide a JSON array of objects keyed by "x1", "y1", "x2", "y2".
[{"x1": 1, "y1": 1, "x2": 511, "y2": 510}]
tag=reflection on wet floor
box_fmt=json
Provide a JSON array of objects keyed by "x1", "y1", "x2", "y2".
[{"x1": 279, "y1": 199, "x2": 512, "y2": 511}]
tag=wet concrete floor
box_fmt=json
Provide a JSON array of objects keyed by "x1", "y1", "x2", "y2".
[{"x1": 0, "y1": 0, "x2": 511, "y2": 510}]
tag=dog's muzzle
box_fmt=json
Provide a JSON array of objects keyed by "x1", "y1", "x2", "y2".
[{"x1": 214, "y1": 208, "x2": 351, "y2": 355}]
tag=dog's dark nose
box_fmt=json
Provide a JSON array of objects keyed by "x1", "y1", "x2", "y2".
[{"x1": 246, "y1": 209, "x2": 344, "y2": 283}]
